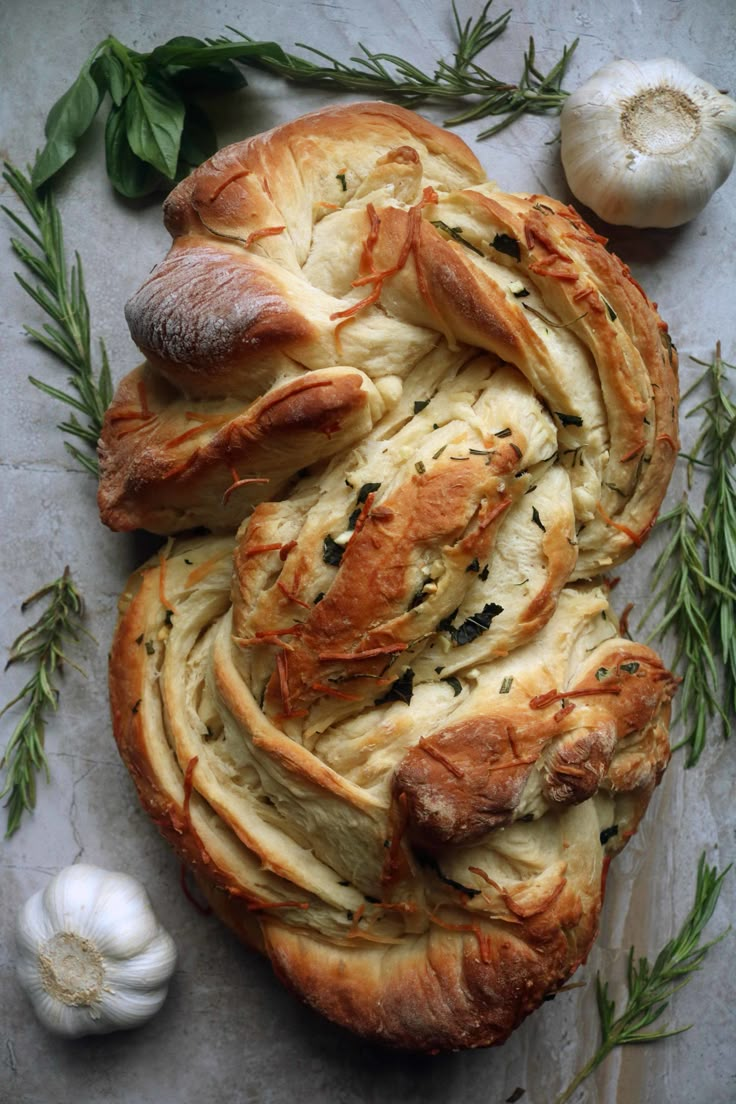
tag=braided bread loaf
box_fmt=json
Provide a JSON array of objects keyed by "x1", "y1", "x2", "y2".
[{"x1": 102, "y1": 103, "x2": 680, "y2": 1051}]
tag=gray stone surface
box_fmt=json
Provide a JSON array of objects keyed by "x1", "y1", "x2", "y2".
[{"x1": 1, "y1": 1, "x2": 734, "y2": 1102}]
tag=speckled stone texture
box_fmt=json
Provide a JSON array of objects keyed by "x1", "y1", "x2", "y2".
[{"x1": 1, "y1": 2, "x2": 734, "y2": 1102}]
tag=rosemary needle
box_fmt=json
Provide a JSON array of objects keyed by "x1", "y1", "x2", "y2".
[
  {"x1": 555, "y1": 853, "x2": 730, "y2": 1104},
  {"x1": 2, "y1": 163, "x2": 112, "y2": 476},
  {"x1": 0, "y1": 569, "x2": 87, "y2": 837}
]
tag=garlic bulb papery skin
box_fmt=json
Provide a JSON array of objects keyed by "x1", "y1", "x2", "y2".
[
  {"x1": 16, "y1": 864, "x2": 177, "y2": 1037},
  {"x1": 560, "y1": 57, "x2": 736, "y2": 228}
]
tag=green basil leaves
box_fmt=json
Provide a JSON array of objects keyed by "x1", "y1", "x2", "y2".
[
  {"x1": 30, "y1": 35, "x2": 279, "y2": 196},
  {"x1": 124, "y1": 79, "x2": 185, "y2": 179},
  {"x1": 32, "y1": 58, "x2": 102, "y2": 190}
]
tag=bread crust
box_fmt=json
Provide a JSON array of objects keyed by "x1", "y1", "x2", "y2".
[{"x1": 103, "y1": 103, "x2": 680, "y2": 1051}]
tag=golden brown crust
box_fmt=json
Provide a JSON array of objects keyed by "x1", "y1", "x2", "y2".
[
  {"x1": 125, "y1": 240, "x2": 315, "y2": 391},
  {"x1": 102, "y1": 103, "x2": 680, "y2": 1052},
  {"x1": 394, "y1": 648, "x2": 675, "y2": 846},
  {"x1": 98, "y1": 363, "x2": 379, "y2": 532},
  {"x1": 259, "y1": 901, "x2": 594, "y2": 1053}
]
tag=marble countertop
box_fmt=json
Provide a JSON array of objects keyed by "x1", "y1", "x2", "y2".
[{"x1": 1, "y1": 2, "x2": 734, "y2": 1102}]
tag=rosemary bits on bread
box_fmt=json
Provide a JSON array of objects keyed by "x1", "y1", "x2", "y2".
[{"x1": 101, "y1": 103, "x2": 679, "y2": 1051}]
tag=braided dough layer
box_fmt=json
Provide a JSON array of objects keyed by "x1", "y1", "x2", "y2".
[{"x1": 104, "y1": 103, "x2": 679, "y2": 1051}]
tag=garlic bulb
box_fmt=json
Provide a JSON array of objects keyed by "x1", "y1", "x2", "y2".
[
  {"x1": 16, "y1": 864, "x2": 177, "y2": 1037},
  {"x1": 560, "y1": 57, "x2": 736, "y2": 227}
]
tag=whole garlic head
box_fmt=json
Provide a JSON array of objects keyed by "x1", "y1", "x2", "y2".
[
  {"x1": 16, "y1": 864, "x2": 177, "y2": 1037},
  {"x1": 560, "y1": 57, "x2": 736, "y2": 227}
]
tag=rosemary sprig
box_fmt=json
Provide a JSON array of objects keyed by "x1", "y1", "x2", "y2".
[
  {"x1": 28, "y1": 4, "x2": 577, "y2": 196},
  {"x1": 640, "y1": 345, "x2": 736, "y2": 766},
  {"x1": 0, "y1": 569, "x2": 86, "y2": 837},
  {"x1": 2, "y1": 163, "x2": 112, "y2": 475},
  {"x1": 687, "y1": 343, "x2": 736, "y2": 726},
  {"x1": 555, "y1": 853, "x2": 730, "y2": 1104},
  {"x1": 229, "y1": 5, "x2": 577, "y2": 140},
  {"x1": 640, "y1": 498, "x2": 730, "y2": 764}
]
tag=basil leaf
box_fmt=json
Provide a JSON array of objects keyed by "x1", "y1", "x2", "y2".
[
  {"x1": 555, "y1": 411, "x2": 584, "y2": 428},
  {"x1": 149, "y1": 34, "x2": 207, "y2": 55},
  {"x1": 125, "y1": 78, "x2": 185, "y2": 179},
  {"x1": 531, "y1": 506, "x2": 546, "y2": 532},
  {"x1": 357, "y1": 482, "x2": 381, "y2": 504},
  {"x1": 148, "y1": 35, "x2": 247, "y2": 92},
  {"x1": 105, "y1": 103, "x2": 161, "y2": 198},
  {"x1": 322, "y1": 535, "x2": 344, "y2": 566},
  {"x1": 146, "y1": 37, "x2": 291, "y2": 70},
  {"x1": 408, "y1": 578, "x2": 434, "y2": 610},
  {"x1": 171, "y1": 61, "x2": 248, "y2": 93},
  {"x1": 437, "y1": 607, "x2": 459, "y2": 633},
  {"x1": 32, "y1": 65, "x2": 103, "y2": 189},
  {"x1": 146, "y1": 35, "x2": 209, "y2": 67},
  {"x1": 377, "y1": 668, "x2": 414, "y2": 705},
  {"x1": 491, "y1": 233, "x2": 521, "y2": 261},
  {"x1": 176, "y1": 103, "x2": 218, "y2": 177},
  {"x1": 92, "y1": 51, "x2": 131, "y2": 107},
  {"x1": 451, "y1": 602, "x2": 503, "y2": 645}
]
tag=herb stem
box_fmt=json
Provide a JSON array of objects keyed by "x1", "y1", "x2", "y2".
[{"x1": 554, "y1": 1049, "x2": 610, "y2": 1104}]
